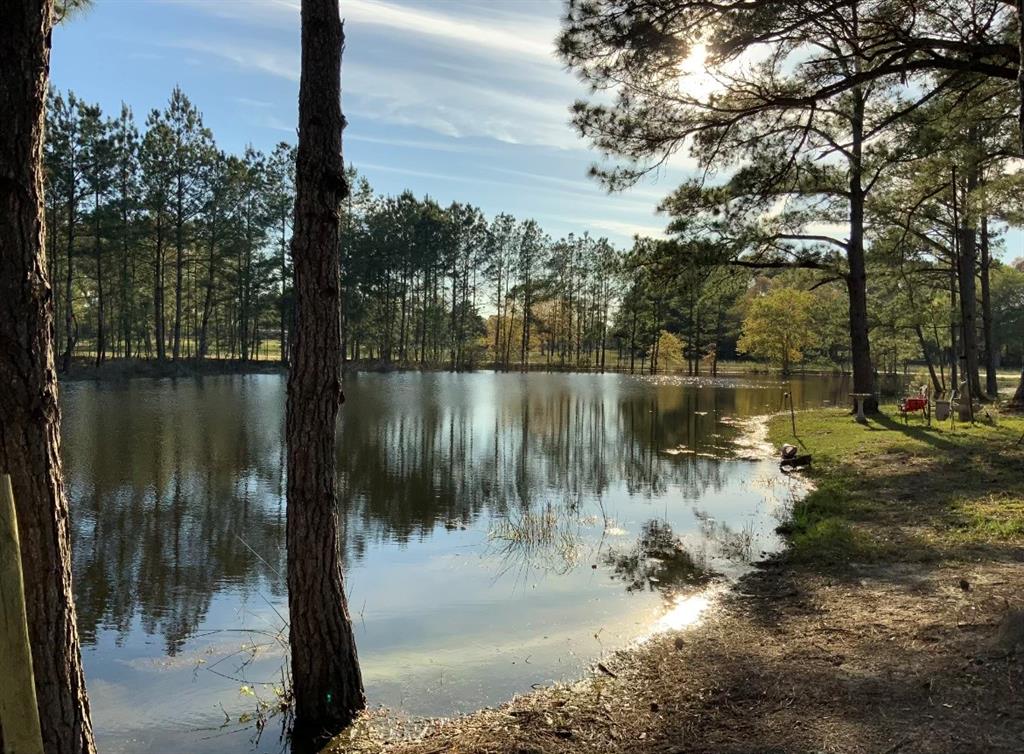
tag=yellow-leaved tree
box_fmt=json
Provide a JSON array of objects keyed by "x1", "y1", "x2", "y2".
[
  {"x1": 737, "y1": 288, "x2": 819, "y2": 374},
  {"x1": 656, "y1": 330, "x2": 684, "y2": 370}
]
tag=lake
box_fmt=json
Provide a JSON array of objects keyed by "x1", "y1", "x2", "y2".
[{"x1": 61, "y1": 371, "x2": 849, "y2": 753}]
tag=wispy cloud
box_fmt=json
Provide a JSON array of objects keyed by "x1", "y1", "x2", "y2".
[
  {"x1": 531, "y1": 212, "x2": 667, "y2": 241},
  {"x1": 343, "y1": 0, "x2": 558, "y2": 63},
  {"x1": 167, "y1": 35, "x2": 578, "y2": 148},
  {"x1": 347, "y1": 133, "x2": 494, "y2": 155},
  {"x1": 175, "y1": 0, "x2": 558, "y2": 64}
]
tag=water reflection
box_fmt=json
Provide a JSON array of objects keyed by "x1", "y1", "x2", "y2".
[
  {"x1": 604, "y1": 520, "x2": 716, "y2": 595},
  {"x1": 60, "y1": 371, "x2": 849, "y2": 753}
]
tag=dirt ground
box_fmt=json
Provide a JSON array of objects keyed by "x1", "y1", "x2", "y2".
[{"x1": 326, "y1": 409, "x2": 1024, "y2": 754}]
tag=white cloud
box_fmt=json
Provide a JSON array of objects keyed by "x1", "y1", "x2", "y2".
[
  {"x1": 168, "y1": 35, "x2": 578, "y2": 148},
  {"x1": 342, "y1": 0, "x2": 558, "y2": 63},
  {"x1": 347, "y1": 133, "x2": 494, "y2": 154},
  {"x1": 174, "y1": 0, "x2": 559, "y2": 65},
  {"x1": 165, "y1": 0, "x2": 575, "y2": 146},
  {"x1": 348, "y1": 64, "x2": 575, "y2": 147},
  {"x1": 533, "y1": 213, "x2": 668, "y2": 241}
]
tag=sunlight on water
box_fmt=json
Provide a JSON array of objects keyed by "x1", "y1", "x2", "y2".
[{"x1": 642, "y1": 585, "x2": 722, "y2": 639}]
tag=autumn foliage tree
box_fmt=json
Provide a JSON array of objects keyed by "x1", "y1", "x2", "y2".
[{"x1": 738, "y1": 288, "x2": 820, "y2": 374}]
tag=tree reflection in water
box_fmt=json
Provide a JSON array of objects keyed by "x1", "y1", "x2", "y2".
[
  {"x1": 62, "y1": 372, "x2": 849, "y2": 653},
  {"x1": 604, "y1": 520, "x2": 716, "y2": 596}
]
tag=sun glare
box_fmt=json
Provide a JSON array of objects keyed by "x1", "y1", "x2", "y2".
[
  {"x1": 678, "y1": 42, "x2": 720, "y2": 99},
  {"x1": 641, "y1": 586, "x2": 722, "y2": 640}
]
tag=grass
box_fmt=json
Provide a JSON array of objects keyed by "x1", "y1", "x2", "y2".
[{"x1": 768, "y1": 406, "x2": 1024, "y2": 566}]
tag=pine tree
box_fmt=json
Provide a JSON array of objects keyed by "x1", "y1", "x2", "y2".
[{"x1": 1, "y1": 2, "x2": 97, "y2": 751}]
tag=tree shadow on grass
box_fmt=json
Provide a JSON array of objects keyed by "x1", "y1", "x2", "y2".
[{"x1": 862, "y1": 412, "x2": 960, "y2": 452}]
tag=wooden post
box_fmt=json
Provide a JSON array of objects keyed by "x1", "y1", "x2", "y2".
[
  {"x1": 786, "y1": 390, "x2": 797, "y2": 435},
  {"x1": 0, "y1": 474, "x2": 45, "y2": 754}
]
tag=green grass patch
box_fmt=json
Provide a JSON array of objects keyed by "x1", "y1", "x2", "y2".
[
  {"x1": 944, "y1": 494, "x2": 1024, "y2": 542},
  {"x1": 789, "y1": 517, "x2": 881, "y2": 564},
  {"x1": 767, "y1": 406, "x2": 1024, "y2": 566}
]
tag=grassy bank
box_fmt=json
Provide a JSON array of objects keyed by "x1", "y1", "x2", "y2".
[
  {"x1": 768, "y1": 407, "x2": 1024, "y2": 567},
  {"x1": 328, "y1": 407, "x2": 1024, "y2": 754}
]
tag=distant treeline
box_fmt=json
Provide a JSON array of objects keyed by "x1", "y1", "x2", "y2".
[
  {"x1": 43, "y1": 87, "x2": 649, "y2": 371},
  {"x1": 49, "y1": 87, "x2": 1024, "y2": 383},
  {"x1": 45, "y1": 87, "x2": 775, "y2": 375}
]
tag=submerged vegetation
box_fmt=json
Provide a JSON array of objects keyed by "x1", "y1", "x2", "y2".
[{"x1": 604, "y1": 520, "x2": 716, "y2": 595}]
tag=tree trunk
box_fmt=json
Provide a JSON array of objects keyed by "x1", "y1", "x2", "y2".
[
  {"x1": 61, "y1": 177, "x2": 76, "y2": 372},
  {"x1": 120, "y1": 187, "x2": 133, "y2": 360},
  {"x1": 287, "y1": 1, "x2": 365, "y2": 747},
  {"x1": 846, "y1": 87, "x2": 876, "y2": 411},
  {"x1": 1012, "y1": 364, "x2": 1024, "y2": 409},
  {"x1": 154, "y1": 214, "x2": 166, "y2": 361},
  {"x1": 0, "y1": 2, "x2": 97, "y2": 751},
  {"x1": 172, "y1": 188, "x2": 184, "y2": 360},
  {"x1": 493, "y1": 265, "x2": 502, "y2": 364},
  {"x1": 280, "y1": 213, "x2": 288, "y2": 365},
  {"x1": 93, "y1": 192, "x2": 105, "y2": 366},
  {"x1": 955, "y1": 160, "x2": 983, "y2": 400},
  {"x1": 520, "y1": 271, "x2": 530, "y2": 369},
  {"x1": 1018, "y1": 0, "x2": 1024, "y2": 154},
  {"x1": 979, "y1": 214, "x2": 998, "y2": 397},
  {"x1": 629, "y1": 304, "x2": 637, "y2": 374},
  {"x1": 398, "y1": 264, "x2": 408, "y2": 363},
  {"x1": 1016, "y1": 0, "x2": 1024, "y2": 405},
  {"x1": 914, "y1": 325, "x2": 942, "y2": 395},
  {"x1": 198, "y1": 227, "x2": 217, "y2": 359}
]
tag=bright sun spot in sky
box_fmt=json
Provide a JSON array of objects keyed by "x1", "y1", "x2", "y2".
[{"x1": 679, "y1": 42, "x2": 719, "y2": 99}]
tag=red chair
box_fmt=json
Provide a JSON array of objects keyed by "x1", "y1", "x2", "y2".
[{"x1": 898, "y1": 390, "x2": 930, "y2": 424}]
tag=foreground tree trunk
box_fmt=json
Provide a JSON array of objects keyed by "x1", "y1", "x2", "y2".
[
  {"x1": 286, "y1": 0, "x2": 365, "y2": 747},
  {"x1": 0, "y1": 2, "x2": 97, "y2": 752}
]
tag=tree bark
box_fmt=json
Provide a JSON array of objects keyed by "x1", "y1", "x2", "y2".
[
  {"x1": 846, "y1": 86, "x2": 876, "y2": 411},
  {"x1": 956, "y1": 159, "x2": 983, "y2": 400},
  {"x1": 287, "y1": 0, "x2": 365, "y2": 747},
  {"x1": 979, "y1": 214, "x2": 998, "y2": 397},
  {"x1": 0, "y1": 2, "x2": 97, "y2": 752},
  {"x1": 1014, "y1": 0, "x2": 1024, "y2": 406},
  {"x1": 93, "y1": 189, "x2": 105, "y2": 366}
]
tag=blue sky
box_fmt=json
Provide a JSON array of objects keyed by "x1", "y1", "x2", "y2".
[{"x1": 51, "y1": 0, "x2": 688, "y2": 248}]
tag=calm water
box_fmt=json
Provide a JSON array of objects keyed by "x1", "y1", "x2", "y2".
[{"x1": 61, "y1": 371, "x2": 848, "y2": 753}]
